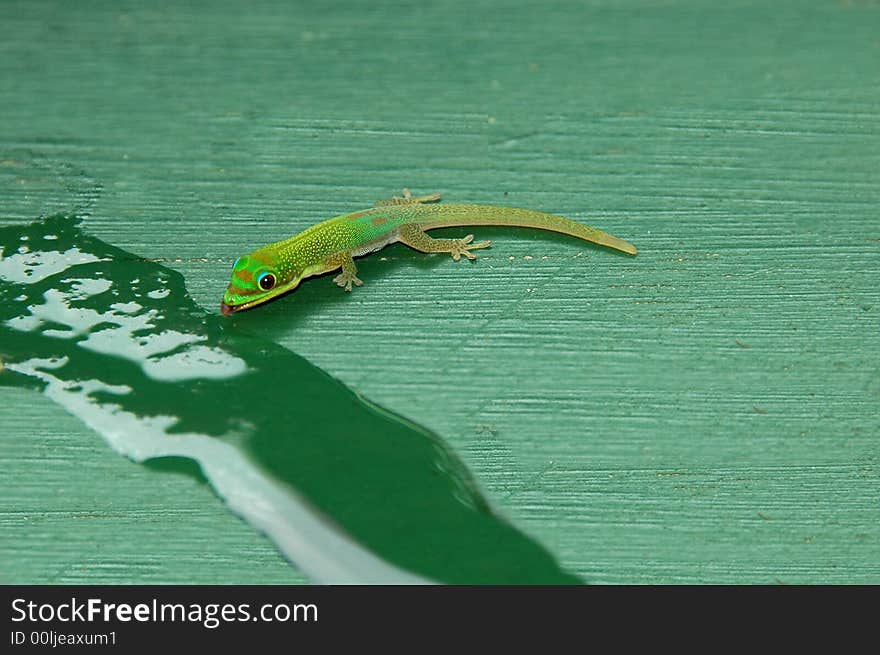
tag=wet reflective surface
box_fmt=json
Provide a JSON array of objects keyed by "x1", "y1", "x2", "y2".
[{"x1": 0, "y1": 214, "x2": 580, "y2": 584}]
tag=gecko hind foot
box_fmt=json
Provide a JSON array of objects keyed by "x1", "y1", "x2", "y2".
[
  {"x1": 451, "y1": 234, "x2": 492, "y2": 261},
  {"x1": 333, "y1": 271, "x2": 364, "y2": 292},
  {"x1": 375, "y1": 188, "x2": 442, "y2": 207}
]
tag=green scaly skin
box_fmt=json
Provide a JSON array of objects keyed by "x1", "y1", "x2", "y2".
[{"x1": 221, "y1": 191, "x2": 637, "y2": 314}]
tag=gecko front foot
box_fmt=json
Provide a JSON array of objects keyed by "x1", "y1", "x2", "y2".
[
  {"x1": 450, "y1": 234, "x2": 492, "y2": 261},
  {"x1": 333, "y1": 270, "x2": 364, "y2": 292}
]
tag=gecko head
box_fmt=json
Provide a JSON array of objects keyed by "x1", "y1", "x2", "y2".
[{"x1": 220, "y1": 252, "x2": 301, "y2": 315}]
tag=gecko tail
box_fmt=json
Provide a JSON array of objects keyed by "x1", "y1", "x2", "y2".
[
  {"x1": 418, "y1": 204, "x2": 638, "y2": 256},
  {"x1": 593, "y1": 230, "x2": 638, "y2": 255}
]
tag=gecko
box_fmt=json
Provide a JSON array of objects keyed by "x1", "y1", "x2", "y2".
[{"x1": 220, "y1": 189, "x2": 637, "y2": 314}]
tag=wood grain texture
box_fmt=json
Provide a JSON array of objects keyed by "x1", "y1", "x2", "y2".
[{"x1": 1, "y1": 0, "x2": 878, "y2": 583}]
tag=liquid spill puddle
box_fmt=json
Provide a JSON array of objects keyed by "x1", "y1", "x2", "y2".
[{"x1": 0, "y1": 214, "x2": 579, "y2": 584}]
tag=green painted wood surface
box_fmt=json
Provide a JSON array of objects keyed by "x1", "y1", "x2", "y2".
[{"x1": 1, "y1": 0, "x2": 878, "y2": 583}]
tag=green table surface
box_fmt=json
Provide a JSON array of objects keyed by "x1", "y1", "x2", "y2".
[{"x1": 1, "y1": 0, "x2": 878, "y2": 584}]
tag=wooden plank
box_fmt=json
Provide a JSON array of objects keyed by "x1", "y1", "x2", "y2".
[{"x1": 2, "y1": 0, "x2": 878, "y2": 583}]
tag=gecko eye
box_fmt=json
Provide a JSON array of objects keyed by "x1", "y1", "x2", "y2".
[{"x1": 258, "y1": 272, "x2": 276, "y2": 291}]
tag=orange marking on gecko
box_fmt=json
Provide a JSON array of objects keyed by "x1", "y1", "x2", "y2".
[
  {"x1": 346, "y1": 210, "x2": 372, "y2": 221},
  {"x1": 371, "y1": 216, "x2": 388, "y2": 227}
]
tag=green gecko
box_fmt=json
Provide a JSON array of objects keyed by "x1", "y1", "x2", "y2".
[{"x1": 221, "y1": 189, "x2": 637, "y2": 314}]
